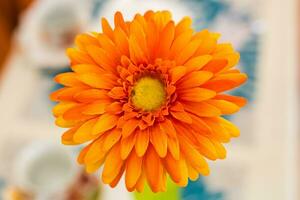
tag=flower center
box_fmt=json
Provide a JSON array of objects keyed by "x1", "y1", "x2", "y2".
[{"x1": 131, "y1": 76, "x2": 166, "y2": 111}]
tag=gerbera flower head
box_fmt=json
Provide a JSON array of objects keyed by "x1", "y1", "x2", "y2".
[{"x1": 51, "y1": 10, "x2": 247, "y2": 193}]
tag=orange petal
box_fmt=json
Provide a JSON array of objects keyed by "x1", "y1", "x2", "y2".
[
  {"x1": 134, "y1": 13, "x2": 147, "y2": 32},
  {"x1": 202, "y1": 80, "x2": 238, "y2": 93},
  {"x1": 66, "y1": 48, "x2": 96, "y2": 65},
  {"x1": 101, "y1": 17, "x2": 114, "y2": 41},
  {"x1": 189, "y1": 113, "x2": 213, "y2": 134},
  {"x1": 162, "y1": 152, "x2": 182, "y2": 183},
  {"x1": 129, "y1": 35, "x2": 148, "y2": 64},
  {"x1": 194, "y1": 32, "x2": 218, "y2": 56},
  {"x1": 202, "y1": 59, "x2": 228, "y2": 73},
  {"x1": 202, "y1": 73, "x2": 247, "y2": 92},
  {"x1": 177, "y1": 71, "x2": 213, "y2": 89},
  {"x1": 62, "y1": 104, "x2": 92, "y2": 121},
  {"x1": 170, "y1": 101, "x2": 185, "y2": 112},
  {"x1": 121, "y1": 133, "x2": 137, "y2": 160},
  {"x1": 63, "y1": 108, "x2": 94, "y2": 123},
  {"x1": 109, "y1": 165, "x2": 125, "y2": 188},
  {"x1": 82, "y1": 101, "x2": 110, "y2": 115},
  {"x1": 215, "y1": 52, "x2": 240, "y2": 71},
  {"x1": 74, "y1": 89, "x2": 109, "y2": 103},
  {"x1": 175, "y1": 39, "x2": 202, "y2": 65},
  {"x1": 75, "y1": 33, "x2": 100, "y2": 51},
  {"x1": 150, "y1": 125, "x2": 167, "y2": 157},
  {"x1": 71, "y1": 64, "x2": 104, "y2": 74},
  {"x1": 157, "y1": 21, "x2": 175, "y2": 58},
  {"x1": 77, "y1": 144, "x2": 91, "y2": 164},
  {"x1": 92, "y1": 113, "x2": 118, "y2": 135},
  {"x1": 102, "y1": 143, "x2": 124, "y2": 184},
  {"x1": 55, "y1": 116, "x2": 79, "y2": 128},
  {"x1": 152, "y1": 10, "x2": 172, "y2": 31},
  {"x1": 179, "y1": 88, "x2": 216, "y2": 102},
  {"x1": 144, "y1": 146, "x2": 164, "y2": 193},
  {"x1": 168, "y1": 29, "x2": 193, "y2": 59},
  {"x1": 103, "y1": 128, "x2": 122, "y2": 151},
  {"x1": 85, "y1": 159, "x2": 104, "y2": 173},
  {"x1": 179, "y1": 135, "x2": 209, "y2": 175},
  {"x1": 61, "y1": 126, "x2": 80, "y2": 145},
  {"x1": 146, "y1": 20, "x2": 159, "y2": 61},
  {"x1": 114, "y1": 27, "x2": 129, "y2": 56},
  {"x1": 86, "y1": 46, "x2": 117, "y2": 73},
  {"x1": 207, "y1": 99, "x2": 240, "y2": 114},
  {"x1": 223, "y1": 69, "x2": 241, "y2": 74},
  {"x1": 214, "y1": 43, "x2": 234, "y2": 54},
  {"x1": 214, "y1": 73, "x2": 247, "y2": 83},
  {"x1": 114, "y1": 11, "x2": 128, "y2": 34},
  {"x1": 192, "y1": 133, "x2": 218, "y2": 160},
  {"x1": 108, "y1": 87, "x2": 126, "y2": 99},
  {"x1": 144, "y1": 10, "x2": 154, "y2": 20},
  {"x1": 54, "y1": 72, "x2": 86, "y2": 87},
  {"x1": 125, "y1": 151, "x2": 143, "y2": 190},
  {"x1": 97, "y1": 33, "x2": 121, "y2": 62},
  {"x1": 170, "y1": 111, "x2": 192, "y2": 124},
  {"x1": 177, "y1": 155, "x2": 189, "y2": 186},
  {"x1": 78, "y1": 73, "x2": 115, "y2": 89},
  {"x1": 50, "y1": 87, "x2": 86, "y2": 102},
  {"x1": 53, "y1": 101, "x2": 77, "y2": 117},
  {"x1": 187, "y1": 164, "x2": 199, "y2": 181},
  {"x1": 122, "y1": 118, "x2": 139, "y2": 137},
  {"x1": 130, "y1": 20, "x2": 148, "y2": 57},
  {"x1": 175, "y1": 17, "x2": 192, "y2": 37},
  {"x1": 211, "y1": 140, "x2": 226, "y2": 159},
  {"x1": 202, "y1": 118, "x2": 231, "y2": 142},
  {"x1": 135, "y1": 129, "x2": 150, "y2": 157},
  {"x1": 135, "y1": 171, "x2": 146, "y2": 192},
  {"x1": 214, "y1": 94, "x2": 247, "y2": 107},
  {"x1": 184, "y1": 55, "x2": 212, "y2": 73},
  {"x1": 84, "y1": 136, "x2": 107, "y2": 164},
  {"x1": 182, "y1": 101, "x2": 221, "y2": 117},
  {"x1": 173, "y1": 122, "x2": 198, "y2": 146},
  {"x1": 73, "y1": 118, "x2": 98, "y2": 143},
  {"x1": 169, "y1": 66, "x2": 186, "y2": 83},
  {"x1": 105, "y1": 102, "x2": 123, "y2": 114},
  {"x1": 159, "y1": 119, "x2": 177, "y2": 138},
  {"x1": 218, "y1": 117, "x2": 240, "y2": 137},
  {"x1": 167, "y1": 136, "x2": 180, "y2": 160},
  {"x1": 117, "y1": 116, "x2": 127, "y2": 128}
]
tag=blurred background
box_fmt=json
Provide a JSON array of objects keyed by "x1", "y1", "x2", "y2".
[{"x1": 0, "y1": 0, "x2": 298, "y2": 199}]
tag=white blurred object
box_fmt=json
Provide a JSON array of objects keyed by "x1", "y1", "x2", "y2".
[
  {"x1": 13, "y1": 141, "x2": 78, "y2": 200},
  {"x1": 211, "y1": 12, "x2": 251, "y2": 49},
  {"x1": 227, "y1": 0, "x2": 261, "y2": 14},
  {"x1": 17, "y1": 0, "x2": 91, "y2": 69}
]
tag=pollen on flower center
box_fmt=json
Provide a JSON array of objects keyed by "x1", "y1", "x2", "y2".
[{"x1": 131, "y1": 76, "x2": 166, "y2": 111}]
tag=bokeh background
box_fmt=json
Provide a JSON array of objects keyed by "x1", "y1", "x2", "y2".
[{"x1": 0, "y1": 0, "x2": 298, "y2": 199}]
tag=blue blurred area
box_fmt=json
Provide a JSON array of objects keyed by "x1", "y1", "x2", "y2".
[
  {"x1": 186, "y1": 0, "x2": 229, "y2": 29},
  {"x1": 181, "y1": 179, "x2": 224, "y2": 200},
  {"x1": 231, "y1": 35, "x2": 259, "y2": 101},
  {"x1": 0, "y1": 178, "x2": 5, "y2": 200},
  {"x1": 91, "y1": 0, "x2": 106, "y2": 18}
]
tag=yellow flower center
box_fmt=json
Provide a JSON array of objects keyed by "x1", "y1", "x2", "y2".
[{"x1": 131, "y1": 76, "x2": 166, "y2": 111}]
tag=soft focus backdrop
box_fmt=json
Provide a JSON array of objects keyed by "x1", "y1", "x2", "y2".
[{"x1": 0, "y1": 0, "x2": 298, "y2": 200}]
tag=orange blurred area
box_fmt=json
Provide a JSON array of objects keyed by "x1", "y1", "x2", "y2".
[{"x1": 0, "y1": 0, "x2": 33, "y2": 73}]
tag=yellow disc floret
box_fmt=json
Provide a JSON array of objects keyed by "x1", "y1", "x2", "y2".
[{"x1": 131, "y1": 76, "x2": 166, "y2": 111}]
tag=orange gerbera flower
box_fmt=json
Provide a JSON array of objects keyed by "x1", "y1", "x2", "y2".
[{"x1": 51, "y1": 10, "x2": 247, "y2": 193}]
